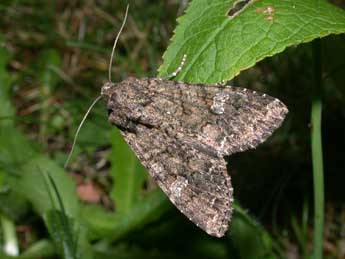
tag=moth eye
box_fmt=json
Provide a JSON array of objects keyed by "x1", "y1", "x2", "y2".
[
  {"x1": 107, "y1": 109, "x2": 112, "y2": 116},
  {"x1": 127, "y1": 121, "x2": 137, "y2": 132}
]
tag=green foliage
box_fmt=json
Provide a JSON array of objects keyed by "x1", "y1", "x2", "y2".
[
  {"x1": 18, "y1": 158, "x2": 79, "y2": 216},
  {"x1": 0, "y1": 41, "x2": 14, "y2": 126},
  {"x1": 82, "y1": 189, "x2": 172, "y2": 241},
  {"x1": 18, "y1": 240, "x2": 55, "y2": 259},
  {"x1": 229, "y1": 204, "x2": 276, "y2": 258},
  {"x1": 109, "y1": 128, "x2": 147, "y2": 215},
  {"x1": 159, "y1": 0, "x2": 345, "y2": 82},
  {"x1": 0, "y1": 186, "x2": 29, "y2": 221},
  {"x1": 0, "y1": 43, "x2": 32, "y2": 221},
  {"x1": 37, "y1": 49, "x2": 62, "y2": 93},
  {"x1": 44, "y1": 210, "x2": 78, "y2": 259},
  {"x1": 36, "y1": 49, "x2": 62, "y2": 144}
]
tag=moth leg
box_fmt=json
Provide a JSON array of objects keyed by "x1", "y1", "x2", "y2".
[
  {"x1": 164, "y1": 54, "x2": 187, "y2": 79},
  {"x1": 215, "y1": 79, "x2": 227, "y2": 86}
]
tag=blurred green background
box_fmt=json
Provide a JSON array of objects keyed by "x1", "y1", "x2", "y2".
[{"x1": 0, "y1": 0, "x2": 345, "y2": 258}]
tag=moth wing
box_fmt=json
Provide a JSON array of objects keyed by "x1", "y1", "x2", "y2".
[
  {"x1": 148, "y1": 80, "x2": 288, "y2": 157},
  {"x1": 105, "y1": 78, "x2": 288, "y2": 237},
  {"x1": 120, "y1": 125, "x2": 233, "y2": 237}
]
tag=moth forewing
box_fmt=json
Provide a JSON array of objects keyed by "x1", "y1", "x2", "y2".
[{"x1": 104, "y1": 77, "x2": 288, "y2": 237}]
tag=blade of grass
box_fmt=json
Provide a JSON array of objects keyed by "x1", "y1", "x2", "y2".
[
  {"x1": 41, "y1": 169, "x2": 79, "y2": 259},
  {"x1": 311, "y1": 39, "x2": 324, "y2": 259},
  {"x1": 46, "y1": 173, "x2": 71, "y2": 233},
  {"x1": 291, "y1": 200, "x2": 309, "y2": 256},
  {"x1": 0, "y1": 214, "x2": 19, "y2": 256}
]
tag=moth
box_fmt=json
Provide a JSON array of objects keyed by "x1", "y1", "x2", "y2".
[
  {"x1": 66, "y1": 6, "x2": 288, "y2": 238},
  {"x1": 101, "y1": 77, "x2": 287, "y2": 237}
]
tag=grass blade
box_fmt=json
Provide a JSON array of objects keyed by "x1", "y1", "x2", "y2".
[
  {"x1": 311, "y1": 39, "x2": 324, "y2": 259},
  {"x1": 0, "y1": 214, "x2": 19, "y2": 256},
  {"x1": 41, "y1": 169, "x2": 79, "y2": 259}
]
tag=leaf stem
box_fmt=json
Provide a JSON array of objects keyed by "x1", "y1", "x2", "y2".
[{"x1": 311, "y1": 39, "x2": 324, "y2": 259}]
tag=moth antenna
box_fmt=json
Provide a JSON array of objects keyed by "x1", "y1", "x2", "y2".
[
  {"x1": 65, "y1": 6, "x2": 130, "y2": 169},
  {"x1": 108, "y1": 4, "x2": 130, "y2": 82},
  {"x1": 64, "y1": 96, "x2": 102, "y2": 169}
]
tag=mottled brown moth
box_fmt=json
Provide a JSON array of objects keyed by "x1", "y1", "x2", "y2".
[
  {"x1": 66, "y1": 5, "x2": 288, "y2": 237},
  {"x1": 102, "y1": 77, "x2": 287, "y2": 237}
]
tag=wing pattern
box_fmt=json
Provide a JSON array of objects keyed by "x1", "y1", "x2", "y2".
[{"x1": 104, "y1": 77, "x2": 288, "y2": 237}]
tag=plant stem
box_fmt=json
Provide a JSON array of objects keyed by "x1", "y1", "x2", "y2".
[
  {"x1": 0, "y1": 214, "x2": 19, "y2": 256},
  {"x1": 311, "y1": 39, "x2": 324, "y2": 259}
]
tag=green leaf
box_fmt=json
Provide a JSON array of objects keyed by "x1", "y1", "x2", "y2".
[
  {"x1": 17, "y1": 156, "x2": 79, "y2": 217},
  {"x1": 0, "y1": 117, "x2": 78, "y2": 222},
  {"x1": 19, "y1": 239, "x2": 56, "y2": 259},
  {"x1": 109, "y1": 128, "x2": 147, "y2": 215},
  {"x1": 228, "y1": 203, "x2": 277, "y2": 258},
  {"x1": 44, "y1": 210, "x2": 78, "y2": 259},
  {"x1": 0, "y1": 127, "x2": 34, "y2": 220},
  {"x1": 0, "y1": 126, "x2": 37, "y2": 171},
  {"x1": 41, "y1": 168, "x2": 93, "y2": 259},
  {"x1": 0, "y1": 120, "x2": 92, "y2": 259},
  {"x1": 82, "y1": 189, "x2": 172, "y2": 241},
  {"x1": 0, "y1": 182, "x2": 29, "y2": 220},
  {"x1": 159, "y1": 0, "x2": 345, "y2": 83},
  {"x1": 93, "y1": 243, "x2": 187, "y2": 259}
]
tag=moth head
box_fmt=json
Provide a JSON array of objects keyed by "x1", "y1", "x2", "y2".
[
  {"x1": 101, "y1": 82, "x2": 116, "y2": 100},
  {"x1": 105, "y1": 80, "x2": 154, "y2": 131}
]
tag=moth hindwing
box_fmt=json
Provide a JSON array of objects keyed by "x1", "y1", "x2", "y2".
[{"x1": 102, "y1": 77, "x2": 288, "y2": 237}]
